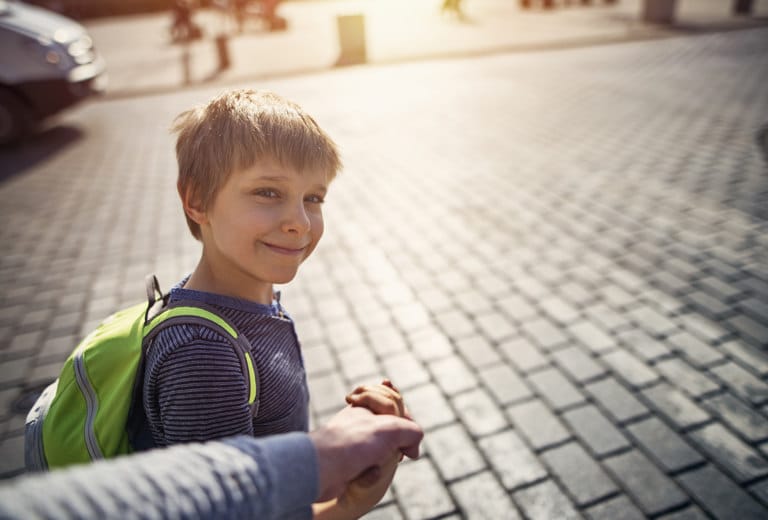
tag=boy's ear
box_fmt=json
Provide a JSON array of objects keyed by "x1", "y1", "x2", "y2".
[{"x1": 178, "y1": 183, "x2": 208, "y2": 225}]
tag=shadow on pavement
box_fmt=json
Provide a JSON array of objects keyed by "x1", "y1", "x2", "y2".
[{"x1": 0, "y1": 126, "x2": 85, "y2": 184}]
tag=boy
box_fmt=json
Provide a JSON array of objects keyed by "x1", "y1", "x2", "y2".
[{"x1": 139, "y1": 89, "x2": 406, "y2": 518}]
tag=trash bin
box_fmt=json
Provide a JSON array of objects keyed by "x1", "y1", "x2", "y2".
[
  {"x1": 733, "y1": 0, "x2": 753, "y2": 15},
  {"x1": 336, "y1": 14, "x2": 366, "y2": 66},
  {"x1": 642, "y1": 0, "x2": 677, "y2": 24}
]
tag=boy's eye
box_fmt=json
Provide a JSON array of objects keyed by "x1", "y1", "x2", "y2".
[
  {"x1": 305, "y1": 194, "x2": 325, "y2": 204},
  {"x1": 254, "y1": 189, "x2": 280, "y2": 198}
]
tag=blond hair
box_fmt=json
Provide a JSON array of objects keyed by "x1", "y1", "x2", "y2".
[{"x1": 172, "y1": 89, "x2": 341, "y2": 239}]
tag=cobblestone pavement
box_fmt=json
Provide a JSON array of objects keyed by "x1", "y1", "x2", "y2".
[{"x1": 2, "y1": 26, "x2": 768, "y2": 519}]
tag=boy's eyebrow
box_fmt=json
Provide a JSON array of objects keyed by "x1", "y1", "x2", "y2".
[{"x1": 249, "y1": 174, "x2": 328, "y2": 192}]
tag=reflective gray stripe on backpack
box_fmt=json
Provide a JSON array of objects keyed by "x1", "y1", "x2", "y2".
[
  {"x1": 73, "y1": 348, "x2": 104, "y2": 460},
  {"x1": 24, "y1": 380, "x2": 58, "y2": 471}
]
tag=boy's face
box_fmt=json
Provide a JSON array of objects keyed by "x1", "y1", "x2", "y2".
[{"x1": 193, "y1": 160, "x2": 328, "y2": 298}]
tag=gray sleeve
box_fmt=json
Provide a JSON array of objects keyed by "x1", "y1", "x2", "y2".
[{"x1": 0, "y1": 432, "x2": 319, "y2": 520}]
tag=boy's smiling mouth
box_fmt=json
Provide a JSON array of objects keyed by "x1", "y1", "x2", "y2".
[{"x1": 261, "y1": 241, "x2": 307, "y2": 256}]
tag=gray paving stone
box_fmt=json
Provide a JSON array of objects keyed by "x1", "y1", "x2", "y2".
[
  {"x1": 617, "y1": 328, "x2": 671, "y2": 361},
  {"x1": 527, "y1": 367, "x2": 586, "y2": 411},
  {"x1": 626, "y1": 416, "x2": 704, "y2": 472},
  {"x1": 709, "y1": 361, "x2": 768, "y2": 406},
  {"x1": 452, "y1": 388, "x2": 508, "y2": 437},
  {"x1": 0, "y1": 433, "x2": 24, "y2": 478},
  {"x1": 559, "y1": 280, "x2": 595, "y2": 307},
  {"x1": 541, "y1": 442, "x2": 617, "y2": 506},
  {"x1": 702, "y1": 392, "x2": 768, "y2": 443},
  {"x1": 512, "y1": 479, "x2": 581, "y2": 520},
  {"x1": 406, "y1": 384, "x2": 456, "y2": 431},
  {"x1": 738, "y1": 296, "x2": 768, "y2": 325},
  {"x1": 654, "y1": 357, "x2": 721, "y2": 398},
  {"x1": 563, "y1": 405, "x2": 631, "y2": 457},
  {"x1": 429, "y1": 355, "x2": 479, "y2": 396},
  {"x1": 0, "y1": 357, "x2": 32, "y2": 389},
  {"x1": 408, "y1": 327, "x2": 453, "y2": 362},
  {"x1": 677, "y1": 313, "x2": 732, "y2": 344},
  {"x1": 551, "y1": 346, "x2": 605, "y2": 383},
  {"x1": 307, "y1": 372, "x2": 347, "y2": 415},
  {"x1": 653, "y1": 270, "x2": 690, "y2": 295},
  {"x1": 393, "y1": 458, "x2": 456, "y2": 520},
  {"x1": 477, "y1": 364, "x2": 532, "y2": 406},
  {"x1": 338, "y1": 346, "x2": 380, "y2": 382},
  {"x1": 507, "y1": 399, "x2": 571, "y2": 451},
  {"x1": 362, "y1": 504, "x2": 402, "y2": 520},
  {"x1": 380, "y1": 351, "x2": 429, "y2": 391},
  {"x1": 666, "y1": 331, "x2": 724, "y2": 368},
  {"x1": 496, "y1": 294, "x2": 538, "y2": 323},
  {"x1": 719, "y1": 340, "x2": 768, "y2": 378},
  {"x1": 586, "y1": 495, "x2": 645, "y2": 520},
  {"x1": 25, "y1": 359, "x2": 63, "y2": 388},
  {"x1": 4, "y1": 330, "x2": 44, "y2": 359},
  {"x1": 686, "y1": 290, "x2": 734, "y2": 320},
  {"x1": 688, "y1": 423, "x2": 768, "y2": 483},
  {"x1": 642, "y1": 383, "x2": 711, "y2": 430},
  {"x1": 601, "y1": 350, "x2": 659, "y2": 388},
  {"x1": 628, "y1": 305, "x2": 678, "y2": 337},
  {"x1": 583, "y1": 303, "x2": 631, "y2": 333},
  {"x1": 392, "y1": 303, "x2": 432, "y2": 335},
  {"x1": 539, "y1": 295, "x2": 581, "y2": 325},
  {"x1": 697, "y1": 275, "x2": 744, "y2": 302},
  {"x1": 498, "y1": 337, "x2": 548, "y2": 373},
  {"x1": 478, "y1": 429, "x2": 547, "y2": 490},
  {"x1": 521, "y1": 318, "x2": 569, "y2": 352},
  {"x1": 728, "y1": 314, "x2": 768, "y2": 348},
  {"x1": 656, "y1": 506, "x2": 710, "y2": 520},
  {"x1": 454, "y1": 335, "x2": 502, "y2": 370},
  {"x1": 569, "y1": 322, "x2": 615, "y2": 354},
  {"x1": 642, "y1": 288, "x2": 689, "y2": 316},
  {"x1": 434, "y1": 309, "x2": 477, "y2": 340},
  {"x1": 426, "y1": 423, "x2": 486, "y2": 481},
  {"x1": 474, "y1": 311, "x2": 517, "y2": 344},
  {"x1": 598, "y1": 285, "x2": 636, "y2": 309},
  {"x1": 450, "y1": 471, "x2": 521, "y2": 520},
  {"x1": 585, "y1": 377, "x2": 649, "y2": 424},
  {"x1": 749, "y1": 478, "x2": 768, "y2": 509},
  {"x1": 603, "y1": 450, "x2": 688, "y2": 515},
  {"x1": 677, "y1": 465, "x2": 768, "y2": 520}
]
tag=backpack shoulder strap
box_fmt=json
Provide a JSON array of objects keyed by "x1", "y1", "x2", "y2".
[{"x1": 127, "y1": 277, "x2": 261, "y2": 450}]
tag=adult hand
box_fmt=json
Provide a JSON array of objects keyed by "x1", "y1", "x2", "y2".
[{"x1": 309, "y1": 405, "x2": 423, "y2": 503}]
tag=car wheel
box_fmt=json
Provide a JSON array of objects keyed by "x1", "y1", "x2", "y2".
[{"x1": 0, "y1": 88, "x2": 33, "y2": 146}]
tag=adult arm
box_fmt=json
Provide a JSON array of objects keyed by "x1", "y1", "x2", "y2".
[
  {"x1": 0, "y1": 406, "x2": 423, "y2": 520},
  {"x1": 1, "y1": 432, "x2": 316, "y2": 520}
]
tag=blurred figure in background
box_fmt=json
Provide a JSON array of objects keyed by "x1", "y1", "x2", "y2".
[
  {"x1": 170, "y1": 0, "x2": 202, "y2": 42},
  {"x1": 441, "y1": 0, "x2": 466, "y2": 20}
]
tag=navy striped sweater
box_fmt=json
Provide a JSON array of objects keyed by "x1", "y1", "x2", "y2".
[{"x1": 142, "y1": 280, "x2": 310, "y2": 447}]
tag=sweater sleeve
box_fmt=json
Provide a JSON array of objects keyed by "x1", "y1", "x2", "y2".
[
  {"x1": 0, "y1": 433, "x2": 318, "y2": 520},
  {"x1": 144, "y1": 325, "x2": 254, "y2": 446}
]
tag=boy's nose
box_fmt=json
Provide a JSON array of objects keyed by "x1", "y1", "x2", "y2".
[{"x1": 281, "y1": 202, "x2": 311, "y2": 234}]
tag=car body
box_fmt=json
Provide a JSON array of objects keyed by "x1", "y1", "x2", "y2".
[{"x1": 0, "y1": 0, "x2": 107, "y2": 144}]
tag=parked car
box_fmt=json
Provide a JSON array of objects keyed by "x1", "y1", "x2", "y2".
[{"x1": 0, "y1": 0, "x2": 106, "y2": 144}]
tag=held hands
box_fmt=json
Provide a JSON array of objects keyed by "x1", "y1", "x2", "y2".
[
  {"x1": 312, "y1": 379, "x2": 418, "y2": 520},
  {"x1": 336, "y1": 380, "x2": 411, "y2": 515}
]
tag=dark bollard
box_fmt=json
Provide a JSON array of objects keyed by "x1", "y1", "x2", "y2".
[
  {"x1": 642, "y1": 0, "x2": 677, "y2": 24},
  {"x1": 215, "y1": 33, "x2": 230, "y2": 70},
  {"x1": 336, "y1": 14, "x2": 366, "y2": 66},
  {"x1": 733, "y1": 0, "x2": 753, "y2": 15}
]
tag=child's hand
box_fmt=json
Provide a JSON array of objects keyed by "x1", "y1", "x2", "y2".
[
  {"x1": 345, "y1": 379, "x2": 411, "y2": 419},
  {"x1": 312, "y1": 380, "x2": 410, "y2": 519}
]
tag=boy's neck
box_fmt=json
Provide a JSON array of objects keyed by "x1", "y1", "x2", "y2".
[{"x1": 184, "y1": 264, "x2": 274, "y2": 306}]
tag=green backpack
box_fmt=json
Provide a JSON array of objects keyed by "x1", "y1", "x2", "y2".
[{"x1": 24, "y1": 275, "x2": 259, "y2": 471}]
